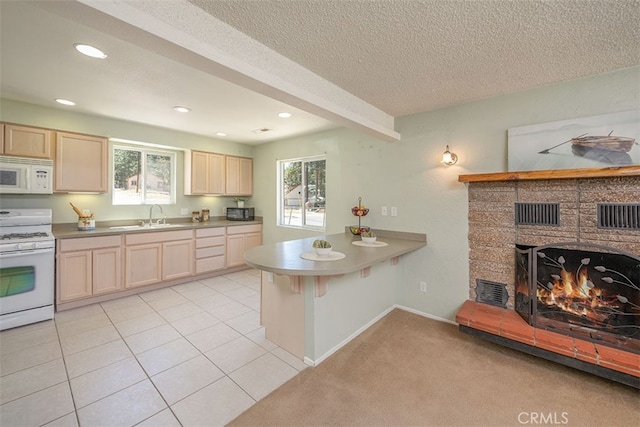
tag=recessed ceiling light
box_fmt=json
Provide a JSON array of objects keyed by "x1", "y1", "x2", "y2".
[
  {"x1": 216, "y1": 132, "x2": 227, "y2": 137},
  {"x1": 55, "y1": 98, "x2": 76, "y2": 106},
  {"x1": 173, "y1": 106, "x2": 190, "y2": 113},
  {"x1": 278, "y1": 112, "x2": 292, "y2": 118},
  {"x1": 74, "y1": 43, "x2": 107, "y2": 59}
]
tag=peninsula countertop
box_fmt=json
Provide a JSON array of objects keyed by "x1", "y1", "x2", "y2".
[{"x1": 244, "y1": 229, "x2": 426, "y2": 276}]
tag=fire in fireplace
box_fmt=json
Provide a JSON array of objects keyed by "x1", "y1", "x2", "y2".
[{"x1": 515, "y1": 243, "x2": 639, "y2": 353}]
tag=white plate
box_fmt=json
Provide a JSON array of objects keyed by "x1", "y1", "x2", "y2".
[
  {"x1": 299, "y1": 251, "x2": 346, "y2": 261},
  {"x1": 351, "y1": 241, "x2": 388, "y2": 247}
]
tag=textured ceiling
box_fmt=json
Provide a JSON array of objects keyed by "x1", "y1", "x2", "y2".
[
  {"x1": 192, "y1": 0, "x2": 640, "y2": 117},
  {"x1": 1, "y1": 1, "x2": 639, "y2": 144}
]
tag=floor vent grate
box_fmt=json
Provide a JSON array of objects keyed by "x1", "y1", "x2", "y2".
[
  {"x1": 475, "y1": 279, "x2": 508, "y2": 308},
  {"x1": 515, "y1": 202, "x2": 559, "y2": 226},
  {"x1": 598, "y1": 203, "x2": 640, "y2": 230}
]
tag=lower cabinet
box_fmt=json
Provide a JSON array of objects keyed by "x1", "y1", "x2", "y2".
[
  {"x1": 57, "y1": 235, "x2": 122, "y2": 303},
  {"x1": 56, "y1": 224, "x2": 261, "y2": 308},
  {"x1": 226, "y1": 224, "x2": 262, "y2": 267},
  {"x1": 195, "y1": 227, "x2": 226, "y2": 274},
  {"x1": 125, "y1": 230, "x2": 193, "y2": 288},
  {"x1": 125, "y1": 243, "x2": 162, "y2": 288}
]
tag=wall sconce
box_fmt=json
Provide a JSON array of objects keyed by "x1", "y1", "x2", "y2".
[{"x1": 441, "y1": 145, "x2": 458, "y2": 166}]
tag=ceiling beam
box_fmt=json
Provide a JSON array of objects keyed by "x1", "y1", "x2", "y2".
[{"x1": 70, "y1": 0, "x2": 400, "y2": 142}]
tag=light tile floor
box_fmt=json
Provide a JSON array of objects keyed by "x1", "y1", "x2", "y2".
[{"x1": 0, "y1": 269, "x2": 307, "y2": 426}]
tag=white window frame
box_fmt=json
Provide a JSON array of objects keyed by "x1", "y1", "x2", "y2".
[
  {"x1": 277, "y1": 155, "x2": 326, "y2": 231},
  {"x1": 112, "y1": 144, "x2": 177, "y2": 205}
]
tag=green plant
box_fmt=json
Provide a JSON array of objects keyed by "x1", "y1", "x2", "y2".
[
  {"x1": 361, "y1": 231, "x2": 376, "y2": 238},
  {"x1": 233, "y1": 197, "x2": 246, "y2": 202},
  {"x1": 312, "y1": 239, "x2": 332, "y2": 248}
]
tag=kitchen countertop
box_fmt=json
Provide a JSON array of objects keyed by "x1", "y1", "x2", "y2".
[
  {"x1": 243, "y1": 229, "x2": 426, "y2": 276},
  {"x1": 52, "y1": 217, "x2": 262, "y2": 239}
]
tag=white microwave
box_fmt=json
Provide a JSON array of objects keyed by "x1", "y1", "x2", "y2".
[{"x1": 0, "y1": 156, "x2": 53, "y2": 194}]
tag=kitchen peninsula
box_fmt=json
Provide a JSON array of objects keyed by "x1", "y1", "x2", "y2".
[{"x1": 244, "y1": 229, "x2": 426, "y2": 365}]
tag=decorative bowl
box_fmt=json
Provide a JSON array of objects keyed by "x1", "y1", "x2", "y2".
[
  {"x1": 349, "y1": 226, "x2": 370, "y2": 235},
  {"x1": 314, "y1": 247, "x2": 332, "y2": 257},
  {"x1": 361, "y1": 236, "x2": 377, "y2": 244},
  {"x1": 351, "y1": 206, "x2": 370, "y2": 217}
]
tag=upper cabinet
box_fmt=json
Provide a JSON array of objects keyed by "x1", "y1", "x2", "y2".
[
  {"x1": 225, "y1": 155, "x2": 253, "y2": 196},
  {"x1": 55, "y1": 132, "x2": 109, "y2": 193},
  {"x1": 185, "y1": 150, "x2": 225, "y2": 195},
  {"x1": 2, "y1": 123, "x2": 53, "y2": 159},
  {"x1": 185, "y1": 151, "x2": 253, "y2": 196}
]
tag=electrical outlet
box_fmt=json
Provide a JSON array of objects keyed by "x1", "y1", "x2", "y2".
[
  {"x1": 391, "y1": 207, "x2": 398, "y2": 217},
  {"x1": 180, "y1": 208, "x2": 188, "y2": 215},
  {"x1": 267, "y1": 272, "x2": 274, "y2": 283},
  {"x1": 381, "y1": 206, "x2": 388, "y2": 216},
  {"x1": 420, "y1": 281, "x2": 427, "y2": 293}
]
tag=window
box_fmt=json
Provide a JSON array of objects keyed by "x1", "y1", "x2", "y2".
[
  {"x1": 278, "y1": 156, "x2": 326, "y2": 229},
  {"x1": 113, "y1": 145, "x2": 176, "y2": 205}
]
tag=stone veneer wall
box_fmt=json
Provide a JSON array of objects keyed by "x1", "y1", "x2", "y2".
[{"x1": 467, "y1": 175, "x2": 640, "y2": 308}]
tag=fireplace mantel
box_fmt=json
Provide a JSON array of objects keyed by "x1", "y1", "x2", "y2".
[{"x1": 458, "y1": 165, "x2": 640, "y2": 183}]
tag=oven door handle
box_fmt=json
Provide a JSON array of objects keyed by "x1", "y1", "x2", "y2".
[{"x1": 0, "y1": 248, "x2": 55, "y2": 258}]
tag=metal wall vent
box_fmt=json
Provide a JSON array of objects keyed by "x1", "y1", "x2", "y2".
[
  {"x1": 515, "y1": 203, "x2": 559, "y2": 226},
  {"x1": 475, "y1": 279, "x2": 508, "y2": 308},
  {"x1": 598, "y1": 203, "x2": 640, "y2": 230}
]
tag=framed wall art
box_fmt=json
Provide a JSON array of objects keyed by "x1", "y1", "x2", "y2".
[{"x1": 508, "y1": 110, "x2": 639, "y2": 172}]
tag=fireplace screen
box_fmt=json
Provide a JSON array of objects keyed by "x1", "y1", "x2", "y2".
[{"x1": 516, "y1": 243, "x2": 639, "y2": 353}]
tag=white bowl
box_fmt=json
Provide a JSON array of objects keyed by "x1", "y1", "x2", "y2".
[
  {"x1": 314, "y1": 247, "x2": 332, "y2": 257},
  {"x1": 361, "y1": 236, "x2": 377, "y2": 244}
]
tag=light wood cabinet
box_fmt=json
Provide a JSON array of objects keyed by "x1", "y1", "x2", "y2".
[
  {"x1": 226, "y1": 224, "x2": 262, "y2": 267},
  {"x1": 2, "y1": 123, "x2": 53, "y2": 159},
  {"x1": 185, "y1": 151, "x2": 253, "y2": 196},
  {"x1": 93, "y1": 247, "x2": 123, "y2": 295},
  {"x1": 55, "y1": 131, "x2": 108, "y2": 192},
  {"x1": 162, "y1": 239, "x2": 194, "y2": 280},
  {"x1": 185, "y1": 150, "x2": 225, "y2": 195},
  {"x1": 57, "y1": 235, "x2": 122, "y2": 303},
  {"x1": 125, "y1": 243, "x2": 162, "y2": 288},
  {"x1": 195, "y1": 227, "x2": 226, "y2": 274},
  {"x1": 225, "y1": 155, "x2": 253, "y2": 196},
  {"x1": 125, "y1": 229, "x2": 194, "y2": 288}
]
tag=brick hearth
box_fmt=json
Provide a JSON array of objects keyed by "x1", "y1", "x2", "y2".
[{"x1": 456, "y1": 300, "x2": 639, "y2": 383}]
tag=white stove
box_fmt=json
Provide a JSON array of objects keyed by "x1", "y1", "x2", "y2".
[{"x1": 0, "y1": 209, "x2": 55, "y2": 330}]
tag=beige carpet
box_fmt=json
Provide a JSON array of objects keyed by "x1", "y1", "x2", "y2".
[{"x1": 229, "y1": 309, "x2": 639, "y2": 427}]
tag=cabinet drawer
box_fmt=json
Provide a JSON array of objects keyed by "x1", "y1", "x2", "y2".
[
  {"x1": 196, "y1": 246, "x2": 225, "y2": 259},
  {"x1": 227, "y1": 224, "x2": 261, "y2": 235},
  {"x1": 196, "y1": 236, "x2": 225, "y2": 248},
  {"x1": 126, "y1": 229, "x2": 193, "y2": 245},
  {"x1": 196, "y1": 256, "x2": 225, "y2": 274},
  {"x1": 59, "y1": 235, "x2": 121, "y2": 252},
  {"x1": 195, "y1": 227, "x2": 225, "y2": 238}
]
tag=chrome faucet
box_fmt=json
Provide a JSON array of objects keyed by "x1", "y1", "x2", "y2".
[{"x1": 149, "y1": 204, "x2": 164, "y2": 225}]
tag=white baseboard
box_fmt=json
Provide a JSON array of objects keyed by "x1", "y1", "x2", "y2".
[
  {"x1": 306, "y1": 305, "x2": 455, "y2": 366},
  {"x1": 393, "y1": 304, "x2": 457, "y2": 325}
]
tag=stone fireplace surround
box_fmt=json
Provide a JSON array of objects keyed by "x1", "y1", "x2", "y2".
[{"x1": 456, "y1": 166, "x2": 640, "y2": 388}]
